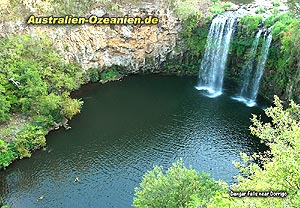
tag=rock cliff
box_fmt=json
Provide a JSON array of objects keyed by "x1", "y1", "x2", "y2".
[{"x1": 1, "y1": 3, "x2": 183, "y2": 74}]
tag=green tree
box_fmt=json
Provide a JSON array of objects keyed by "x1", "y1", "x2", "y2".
[
  {"x1": 226, "y1": 96, "x2": 300, "y2": 207},
  {"x1": 0, "y1": 35, "x2": 84, "y2": 169},
  {"x1": 133, "y1": 159, "x2": 226, "y2": 208},
  {"x1": 61, "y1": 92, "x2": 83, "y2": 120}
]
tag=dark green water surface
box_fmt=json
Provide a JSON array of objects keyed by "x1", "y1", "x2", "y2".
[{"x1": 0, "y1": 75, "x2": 267, "y2": 208}]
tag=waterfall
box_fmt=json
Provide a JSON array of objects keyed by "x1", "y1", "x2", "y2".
[
  {"x1": 250, "y1": 32, "x2": 272, "y2": 100},
  {"x1": 233, "y1": 30, "x2": 272, "y2": 107},
  {"x1": 239, "y1": 29, "x2": 263, "y2": 98},
  {"x1": 196, "y1": 12, "x2": 238, "y2": 98}
]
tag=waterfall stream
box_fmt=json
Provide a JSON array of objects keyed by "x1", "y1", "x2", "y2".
[
  {"x1": 240, "y1": 29, "x2": 263, "y2": 98},
  {"x1": 233, "y1": 30, "x2": 272, "y2": 107},
  {"x1": 196, "y1": 12, "x2": 238, "y2": 97},
  {"x1": 250, "y1": 31, "x2": 272, "y2": 101}
]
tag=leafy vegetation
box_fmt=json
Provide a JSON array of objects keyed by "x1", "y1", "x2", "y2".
[
  {"x1": 263, "y1": 12, "x2": 300, "y2": 101},
  {"x1": 87, "y1": 68, "x2": 100, "y2": 83},
  {"x1": 227, "y1": 96, "x2": 300, "y2": 207},
  {"x1": 209, "y1": 1, "x2": 225, "y2": 15},
  {"x1": 100, "y1": 69, "x2": 120, "y2": 82},
  {"x1": 255, "y1": 7, "x2": 266, "y2": 14},
  {"x1": 0, "y1": 35, "x2": 84, "y2": 169},
  {"x1": 228, "y1": 8, "x2": 300, "y2": 102},
  {"x1": 173, "y1": 0, "x2": 202, "y2": 21},
  {"x1": 239, "y1": 15, "x2": 263, "y2": 35},
  {"x1": 133, "y1": 159, "x2": 227, "y2": 208},
  {"x1": 287, "y1": 0, "x2": 300, "y2": 16}
]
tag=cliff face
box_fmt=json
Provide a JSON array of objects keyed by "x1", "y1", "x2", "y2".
[
  {"x1": 1, "y1": 0, "x2": 297, "y2": 102},
  {"x1": 1, "y1": 4, "x2": 183, "y2": 74}
]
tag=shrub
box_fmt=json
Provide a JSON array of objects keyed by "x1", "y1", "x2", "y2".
[
  {"x1": 0, "y1": 140, "x2": 17, "y2": 169},
  {"x1": 174, "y1": 0, "x2": 202, "y2": 21},
  {"x1": 239, "y1": 15, "x2": 263, "y2": 35},
  {"x1": 0, "y1": 93, "x2": 11, "y2": 122},
  {"x1": 255, "y1": 7, "x2": 266, "y2": 14},
  {"x1": 88, "y1": 68, "x2": 100, "y2": 83},
  {"x1": 61, "y1": 93, "x2": 83, "y2": 120},
  {"x1": 230, "y1": 96, "x2": 300, "y2": 207},
  {"x1": 133, "y1": 159, "x2": 226, "y2": 208},
  {"x1": 0, "y1": 35, "x2": 85, "y2": 169},
  {"x1": 101, "y1": 69, "x2": 120, "y2": 82}
]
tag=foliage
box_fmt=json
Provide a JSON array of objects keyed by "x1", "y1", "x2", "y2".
[
  {"x1": 174, "y1": 0, "x2": 202, "y2": 21},
  {"x1": 100, "y1": 69, "x2": 120, "y2": 82},
  {"x1": 0, "y1": 93, "x2": 11, "y2": 122},
  {"x1": 0, "y1": 35, "x2": 83, "y2": 120},
  {"x1": 88, "y1": 68, "x2": 100, "y2": 83},
  {"x1": 272, "y1": 0, "x2": 280, "y2": 7},
  {"x1": 228, "y1": 10, "x2": 300, "y2": 102},
  {"x1": 239, "y1": 15, "x2": 263, "y2": 36},
  {"x1": 61, "y1": 93, "x2": 83, "y2": 120},
  {"x1": 265, "y1": 13, "x2": 296, "y2": 40},
  {"x1": 209, "y1": 4, "x2": 225, "y2": 15},
  {"x1": 226, "y1": 96, "x2": 300, "y2": 207},
  {"x1": 255, "y1": 7, "x2": 266, "y2": 14},
  {"x1": 223, "y1": 2, "x2": 233, "y2": 9},
  {"x1": 287, "y1": 0, "x2": 300, "y2": 16},
  {"x1": 173, "y1": 0, "x2": 210, "y2": 73},
  {"x1": 0, "y1": 140, "x2": 17, "y2": 169},
  {"x1": 263, "y1": 12, "x2": 300, "y2": 101},
  {"x1": 133, "y1": 159, "x2": 227, "y2": 208},
  {"x1": 208, "y1": 0, "x2": 235, "y2": 16},
  {"x1": 0, "y1": 35, "x2": 84, "y2": 169}
]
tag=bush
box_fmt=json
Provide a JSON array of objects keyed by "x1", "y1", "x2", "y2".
[
  {"x1": 0, "y1": 35, "x2": 84, "y2": 119},
  {"x1": 0, "y1": 140, "x2": 17, "y2": 169},
  {"x1": 255, "y1": 7, "x2": 266, "y2": 14},
  {"x1": 88, "y1": 68, "x2": 100, "y2": 83},
  {"x1": 0, "y1": 93, "x2": 11, "y2": 122},
  {"x1": 174, "y1": 0, "x2": 202, "y2": 21},
  {"x1": 101, "y1": 69, "x2": 120, "y2": 82},
  {"x1": 239, "y1": 15, "x2": 263, "y2": 35},
  {"x1": 229, "y1": 96, "x2": 300, "y2": 207},
  {"x1": 61, "y1": 93, "x2": 83, "y2": 120},
  {"x1": 0, "y1": 34, "x2": 85, "y2": 169},
  {"x1": 209, "y1": 4, "x2": 225, "y2": 15},
  {"x1": 133, "y1": 159, "x2": 226, "y2": 208}
]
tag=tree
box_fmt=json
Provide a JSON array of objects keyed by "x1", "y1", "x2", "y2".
[
  {"x1": 228, "y1": 96, "x2": 300, "y2": 207},
  {"x1": 133, "y1": 159, "x2": 226, "y2": 208}
]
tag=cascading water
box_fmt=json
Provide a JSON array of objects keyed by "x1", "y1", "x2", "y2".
[
  {"x1": 196, "y1": 12, "x2": 238, "y2": 98},
  {"x1": 251, "y1": 31, "x2": 272, "y2": 100},
  {"x1": 233, "y1": 30, "x2": 272, "y2": 107},
  {"x1": 239, "y1": 29, "x2": 263, "y2": 97}
]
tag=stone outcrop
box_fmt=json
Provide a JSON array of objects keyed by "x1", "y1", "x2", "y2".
[{"x1": 1, "y1": 3, "x2": 183, "y2": 74}]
